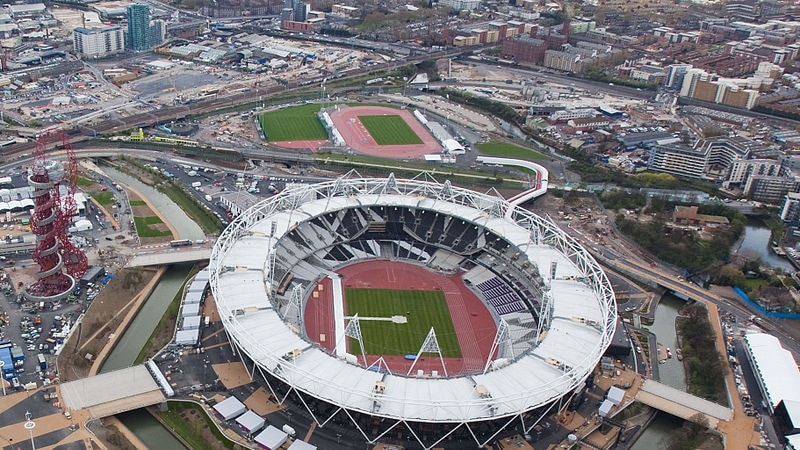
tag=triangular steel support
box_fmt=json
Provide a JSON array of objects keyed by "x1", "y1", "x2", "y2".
[
  {"x1": 483, "y1": 319, "x2": 513, "y2": 374},
  {"x1": 342, "y1": 314, "x2": 367, "y2": 365},
  {"x1": 407, "y1": 327, "x2": 447, "y2": 377},
  {"x1": 283, "y1": 283, "x2": 303, "y2": 321},
  {"x1": 366, "y1": 356, "x2": 393, "y2": 375}
]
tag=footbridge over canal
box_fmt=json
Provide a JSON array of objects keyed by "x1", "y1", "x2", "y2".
[
  {"x1": 635, "y1": 379, "x2": 732, "y2": 428},
  {"x1": 128, "y1": 246, "x2": 212, "y2": 267},
  {"x1": 59, "y1": 362, "x2": 173, "y2": 418}
]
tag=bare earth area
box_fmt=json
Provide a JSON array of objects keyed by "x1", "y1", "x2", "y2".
[{"x1": 56, "y1": 267, "x2": 160, "y2": 381}]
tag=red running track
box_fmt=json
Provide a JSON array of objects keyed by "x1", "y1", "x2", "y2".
[
  {"x1": 304, "y1": 260, "x2": 497, "y2": 375},
  {"x1": 328, "y1": 106, "x2": 442, "y2": 159}
]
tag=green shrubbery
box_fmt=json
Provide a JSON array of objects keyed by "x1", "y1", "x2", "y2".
[{"x1": 677, "y1": 304, "x2": 727, "y2": 404}]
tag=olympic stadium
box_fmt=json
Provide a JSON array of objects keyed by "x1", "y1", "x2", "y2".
[{"x1": 209, "y1": 173, "x2": 617, "y2": 449}]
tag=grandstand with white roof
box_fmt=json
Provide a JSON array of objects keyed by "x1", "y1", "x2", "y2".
[{"x1": 209, "y1": 173, "x2": 616, "y2": 449}]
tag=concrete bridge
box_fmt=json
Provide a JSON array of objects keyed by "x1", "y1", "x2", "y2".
[
  {"x1": 635, "y1": 380, "x2": 732, "y2": 428},
  {"x1": 128, "y1": 246, "x2": 213, "y2": 267},
  {"x1": 59, "y1": 363, "x2": 172, "y2": 418}
]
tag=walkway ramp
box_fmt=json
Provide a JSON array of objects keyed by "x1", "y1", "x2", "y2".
[
  {"x1": 60, "y1": 365, "x2": 165, "y2": 418},
  {"x1": 636, "y1": 380, "x2": 732, "y2": 428}
]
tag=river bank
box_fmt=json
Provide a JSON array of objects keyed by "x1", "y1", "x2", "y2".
[{"x1": 90, "y1": 266, "x2": 166, "y2": 375}]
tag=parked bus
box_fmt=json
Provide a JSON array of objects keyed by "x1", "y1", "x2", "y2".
[{"x1": 170, "y1": 239, "x2": 193, "y2": 248}]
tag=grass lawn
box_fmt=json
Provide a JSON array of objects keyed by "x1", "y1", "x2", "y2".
[
  {"x1": 135, "y1": 266, "x2": 199, "y2": 364},
  {"x1": 345, "y1": 288, "x2": 461, "y2": 357},
  {"x1": 738, "y1": 278, "x2": 770, "y2": 292},
  {"x1": 76, "y1": 176, "x2": 94, "y2": 188},
  {"x1": 158, "y1": 401, "x2": 235, "y2": 449},
  {"x1": 359, "y1": 115, "x2": 423, "y2": 145},
  {"x1": 92, "y1": 192, "x2": 115, "y2": 205},
  {"x1": 259, "y1": 103, "x2": 328, "y2": 142},
  {"x1": 158, "y1": 183, "x2": 221, "y2": 235},
  {"x1": 134, "y1": 216, "x2": 172, "y2": 238},
  {"x1": 130, "y1": 200, "x2": 146, "y2": 206},
  {"x1": 476, "y1": 141, "x2": 549, "y2": 160}
]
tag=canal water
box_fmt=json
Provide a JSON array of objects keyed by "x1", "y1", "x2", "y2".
[
  {"x1": 629, "y1": 412, "x2": 685, "y2": 450},
  {"x1": 643, "y1": 295, "x2": 686, "y2": 390},
  {"x1": 630, "y1": 295, "x2": 688, "y2": 450},
  {"x1": 99, "y1": 264, "x2": 193, "y2": 449},
  {"x1": 105, "y1": 166, "x2": 206, "y2": 241},
  {"x1": 737, "y1": 222, "x2": 794, "y2": 272},
  {"x1": 117, "y1": 410, "x2": 189, "y2": 450},
  {"x1": 99, "y1": 265, "x2": 191, "y2": 373}
]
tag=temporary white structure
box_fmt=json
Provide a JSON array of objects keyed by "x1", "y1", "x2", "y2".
[
  {"x1": 182, "y1": 316, "x2": 201, "y2": 330},
  {"x1": 175, "y1": 329, "x2": 200, "y2": 346},
  {"x1": 607, "y1": 386, "x2": 625, "y2": 405},
  {"x1": 213, "y1": 396, "x2": 246, "y2": 421},
  {"x1": 254, "y1": 425, "x2": 288, "y2": 449},
  {"x1": 235, "y1": 410, "x2": 265, "y2": 435},
  {"x1": 287, "y1": 440, "x2": 317, "y2": 450},
  {"x1": 598, "y1": 399, "x2": 614, "y2": 417},
  {"x1": 182, "y1": 303, "x2": 200, "y2": 317}
]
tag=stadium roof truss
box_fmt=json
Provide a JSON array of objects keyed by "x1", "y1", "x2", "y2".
[{"x1": 210, "y1": 173, "x2": 617, "y2": 449}]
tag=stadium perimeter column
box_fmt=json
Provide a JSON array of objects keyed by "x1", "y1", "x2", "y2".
[{"x1": 332, "y1": 275, "x2": 346, "y2": 357}]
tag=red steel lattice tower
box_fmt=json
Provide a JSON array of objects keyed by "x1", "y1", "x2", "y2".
[
  {"x1": 26, "y1": 130, "x2": 86, "y2": 300},
  {"x1": 53, "y1": 131, "x2": 88, "y2": 278}
]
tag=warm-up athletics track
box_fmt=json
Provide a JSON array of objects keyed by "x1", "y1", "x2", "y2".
[{"x1": 328, "y1": 105, "x2": 442, "y2": 158}]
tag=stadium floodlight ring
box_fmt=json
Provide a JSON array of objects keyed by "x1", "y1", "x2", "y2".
[{"x1": 209, "y1": 174, "x2": 616, "y2": 447}]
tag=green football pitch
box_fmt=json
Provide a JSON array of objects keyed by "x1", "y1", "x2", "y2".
[
  {"x1": 258, "y1": 104, "x2": 329, "y2": 142},
  {"x1": 358, "y1": 115, "x2": 424, "y2": 145},
  {"x1": 345, "y1": 288, "x2": 462, "y2": 358}
]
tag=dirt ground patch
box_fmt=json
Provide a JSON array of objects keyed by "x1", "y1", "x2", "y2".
[
  {"x1": 173, "y1": 406, "x2": 224, "y2": 448},
  {"x1": 94, "y1": 419, "x2": 139, "y2": 450},
  {"x1": 57, "y1": 267, "x2": 158, "y2": 381},
  {"x1": 244, "y1": 387, "x2": 284, "y2": 416},
  {"x1": 213, "y1": 362, "x2": 251, "y2": 389}
]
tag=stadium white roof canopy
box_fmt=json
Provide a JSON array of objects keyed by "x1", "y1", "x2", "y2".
[
  {"x1": 210, "y1": 176, "x2": 616, "y2": 424},
  {"x1": 788, "y1": 434, "x2": 800, "y2": 450}
]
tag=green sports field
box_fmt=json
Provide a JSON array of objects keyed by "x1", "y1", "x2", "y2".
[
  {"x1": 475, "y1": 141, "x2": 549, "y2": 160},
  {"x1": 345, "y1": 288, "x2": 461, "y2": 357},
  {"x1": 358, "y1": 115, "x2": 423, "y2": 145},
  {"x1": 259, "y1": 104, "x2": 329, "y2": 142}
]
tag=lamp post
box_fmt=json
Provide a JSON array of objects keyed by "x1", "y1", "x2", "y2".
[
  {"x1": 320, "y1": 78, "x2": 327, "y2": 109},
  {"x1": 24, "y1": 411, "x2": 35, "y2": 450}
]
